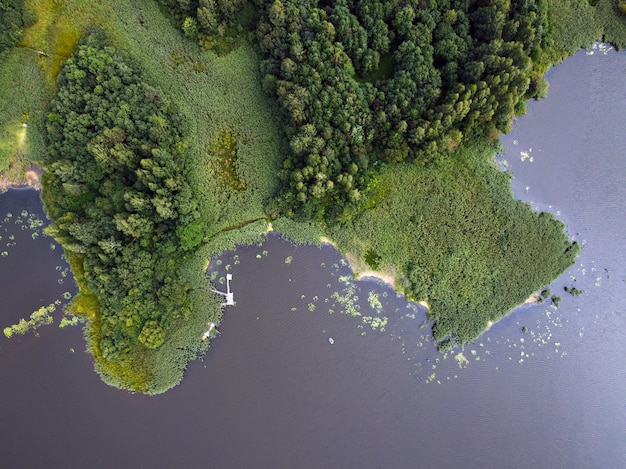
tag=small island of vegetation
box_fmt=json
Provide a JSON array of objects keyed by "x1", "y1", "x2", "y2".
[{"x1": 1, "y1": 0, "x2": 624, "y2": 393}]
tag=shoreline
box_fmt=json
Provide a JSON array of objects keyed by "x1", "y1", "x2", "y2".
[
  {"x1": 485, "y1": 291, "x2": 540, "y2": 331},
  {"x1": 320, "y1": 237, "x2": 430, "y2": 309},
  {"x1": 0, "y1": 163, "x2": 42, "y2": 193},
  {"x1": 318, "y1": 237, "x2": 543, "y2": 338},
  {"x1": 319, "y1": 238, "x2": 399, "y2": 290}
]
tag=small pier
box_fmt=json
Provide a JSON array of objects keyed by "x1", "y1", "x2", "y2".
[
  {"x1": 211, "y1": 273, "x2": 234, "y2": 306},
  {"x1": 201, "y1": 322, "x2": 218, "y2": 341}
]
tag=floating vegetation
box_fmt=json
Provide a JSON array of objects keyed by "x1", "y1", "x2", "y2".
[
  {"x1": 331, "y1": 287, "x2": 361, "y2": 318},
  {"x1": 3, "y1": 303, "x2": 57, "y2": 338},
  {"x1": 564, "y1": 286, "x2": 583, "y2": 296},
  {"x1": 362, "y1": 315, "x2": 388, "y2": 331},
  {"x1": 520, "y1": 148, "x2": 534, "y2": 163},
  {"x1": 367, "y1": 291, "x2": 382, "y2": 312},
  {"x1": 454, "y1": 352, "x2": 469, "y2": 368},
  {"x1": 59, "y1": 314, "x2": 84, "y2": 328}
]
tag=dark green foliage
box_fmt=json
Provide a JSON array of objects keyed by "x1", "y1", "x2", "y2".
[
  {"x1": 564, "y1": 286, "x2": 583, "y2": 296},
  {"x1": 538, "y1": 288, "x2": 552, "y2": 303},
  {"x1": 249, "y1": 0, "x2": 553, "y2": 220},
  {"x1": 0, "y1": 0, "x2": 29, "y2": 55},
  {"x1": 44, "y1": 32, "x2": 200, "y2": 362},
  {"x1": 156, "y1": 0, "x2": 626, "y2": 222},
  {"x1": 10, "y1": 0, "x2": 620, "y2": 391},
  {"x1": 156, "y1": 0, "x2": 250, "y2": 51},
  {"x1": 364, "y1": 248, "x2": 381, "y2": 270}
]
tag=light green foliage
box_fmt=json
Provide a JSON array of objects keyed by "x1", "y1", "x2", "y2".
[
  {"x1": 177, "y1": 219, "x2": 206, "y2": 251},
  {"x1": 3, "y1": 302, "x2": 56, "y2": 338},
  {"x1": 367, "y1": 291, "x2": 382, "y2": 312},
  {"x1": 2, "y1": 0, "x2": 619, "y2": 393},
  {"x1": 138, "y1": 320, "x2": 166, "y2": 349},
  {"x1": 329, "y1": 145, "x2": 579, "y2": 345},
  {"x1": 59, "y1": 313, "x2": 83, "y2": 328},
  {"x1": 543, "y1": 0, "x2": 626, "y2": 61}
]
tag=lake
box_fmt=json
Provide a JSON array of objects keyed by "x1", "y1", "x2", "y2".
[{"x1": 1, "y1": 45, "x2": 625, "y2": 468}]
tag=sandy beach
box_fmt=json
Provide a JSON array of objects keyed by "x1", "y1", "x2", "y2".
[{"x1": 0, "y1": 163, "x2": 42, "y2": 192}]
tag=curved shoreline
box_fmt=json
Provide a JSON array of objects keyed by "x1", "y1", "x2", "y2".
[
  {"x1": 485, "y1": 291, "x2": 540, "y2": 331},
  {"x1": 0, "y1": 163, "x2": 42, "y2": 193},
  {"x1": 319, "y1": 237, "x2": 398, "y2": 288},
  {"x1": 319, "y1": 236, "x2": 431, "y2": 311},
  {"x1": 319, "y1": 236, "x2": 543, "y2": 339}
]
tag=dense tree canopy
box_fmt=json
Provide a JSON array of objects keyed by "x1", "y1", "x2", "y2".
[
  {"x1": 44, "y1": 32, "x2": 201, "y2": 361},
  {"x1": 22, "y1": 0, "x2": 616, "y2": 391},
  {"x1": 0, "y1": 0, "x2": 29, "y2": 54},
  {"x1": 250, "y1": 0, "x2": 551, "y2": 220}
]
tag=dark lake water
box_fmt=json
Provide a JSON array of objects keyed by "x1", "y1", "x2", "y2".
[{"x1": 1, "y1": 45, "x2": 625, "y2": 468}]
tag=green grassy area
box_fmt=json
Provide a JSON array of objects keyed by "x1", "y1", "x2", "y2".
[
  {"x1": 328, "y1": 146, "x2": 579, "y2": 346},
  {"x1": 543, "y1": 0, "x2": 626, "y2": 62},
  {"x1": 0, "y1": 49, "x2": 48, "y2": 174}
]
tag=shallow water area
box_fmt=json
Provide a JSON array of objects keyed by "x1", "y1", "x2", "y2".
[{"x1": 1, "y1": 47, "x2": 626, "y2": 468}]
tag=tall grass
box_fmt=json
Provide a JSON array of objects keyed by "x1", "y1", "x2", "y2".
[
  {"x1": 328, "y1": 145, "x2": 579, "y2": 345},
  {"x1": 0, "y1": 49, "x2": 48, "y2": 173},
  {"x1": 543, "y1": 0, "x2": 626, "y2": 63}
]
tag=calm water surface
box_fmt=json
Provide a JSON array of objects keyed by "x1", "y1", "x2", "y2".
[{"x1": 1, "y1": 46, "x2": 625, "y2": 468}]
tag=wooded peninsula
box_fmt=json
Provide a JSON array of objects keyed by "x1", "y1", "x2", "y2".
[{"x1": 1, "y1": 0, "x2": 624, "y2": 393}]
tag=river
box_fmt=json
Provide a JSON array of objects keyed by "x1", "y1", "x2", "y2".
[{"x1": 1, "y1": 45, "x2": 625, "y2": 468}]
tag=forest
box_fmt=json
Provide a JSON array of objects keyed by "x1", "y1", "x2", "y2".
[
  {"x1": 43, "y1": 31, "x2": 205, "y2": 384},
  {"x1": 0, "y1": 0, "x2": 624, "y2": 392}
]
